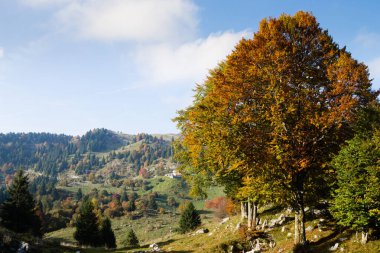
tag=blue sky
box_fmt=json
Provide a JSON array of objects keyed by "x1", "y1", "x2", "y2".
[{"x1": 0, "y1": 0, "x2": 379, "y2": 135}]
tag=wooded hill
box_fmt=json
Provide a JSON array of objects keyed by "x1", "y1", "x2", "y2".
[{"x1": 0, "y1": 129, "x2": 176, "y2": 195}]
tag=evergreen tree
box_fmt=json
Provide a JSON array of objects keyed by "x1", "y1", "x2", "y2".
[
  {"x1": 75, "y1": 188, "x2": 83, "y2": 201},
  {"x1": 125, "y1": 229, "x2": 139, "y2": 248},
  {"x1": 178, "y1": 202, "x2": 201, "y2": 233},
  {"x1": 100, "y1": 217, "x2": 116, "y2": 249},
  {"x1": 74, "y1": 199, "x2": 101, "y2": 246},
  {"x1": 330, "y1": 131, "x2": 380, "y2": 232},
  {"x1": 0, "y1": 170, "x2": 41, "y2": 236}
]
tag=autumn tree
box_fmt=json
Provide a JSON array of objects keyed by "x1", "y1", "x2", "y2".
[{"x1": 175, "y1": 11, "x2": 377, "y2": 245}]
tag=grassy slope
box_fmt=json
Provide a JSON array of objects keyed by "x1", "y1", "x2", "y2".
[{"x1": 46, "y1": 206, "x2": 380, "y2": 253}]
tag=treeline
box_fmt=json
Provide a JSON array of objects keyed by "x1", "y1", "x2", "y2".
[{"x1": 0, "y1": 129, "x2": 175, "y2": 179}]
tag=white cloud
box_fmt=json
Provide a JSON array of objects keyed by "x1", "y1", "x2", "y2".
[
  {"x1": 368, "y1": 57, "x2": 380, "y2": 90},
  {"x1": 54, "y1": 0, "x2": 198, "y2": 43},
  {"x1": 133, "y1": 31, "x2": 248, "y2": 86},
  {"x1": 0, "y1": 48, "x2": 4, "y2": 58}
]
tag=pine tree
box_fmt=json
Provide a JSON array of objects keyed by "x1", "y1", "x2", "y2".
[
  {"x1": 74, "y1": 199, "x2": 101, "y2": 246},
  {"x1": 100, "y1": 217, "x2": 116, "y2": 249},
  {"x1": 125, "y1": 229, "x2": 139, "y2": 248},
  {"x1": 75, "y1": 188, "x2": 83, "y2": 201},
  {"x1": 0, "y1": 170, "x2": 41, "y2": 236},
  {"x1": 178, "y1": 202, "x2": 201, "y2": 233}
]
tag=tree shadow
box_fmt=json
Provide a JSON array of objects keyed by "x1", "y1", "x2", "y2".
[
  {"x1": 260, "y1": 205, "x2": 283, "y2": 216},
  {"x1": 198, "y1": 209, "x2": 213, "y2": 215},
  {"x1": 308, "y1": 227, "x2": 351, "y2": 252}
]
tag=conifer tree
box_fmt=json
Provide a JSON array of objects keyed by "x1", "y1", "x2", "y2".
[
  {"x1": 0, "y1": 170, "x2": 41, "y2": 236},
  {"x1": 178, "y1": 202, "x2": 201, "y2": 233},
  {"x1": 100, "y1": 217, "x2": 117, "y2": 249},
  {"x1": 125, "y1": 229, "x2": 139, "y2": 248},
  {"x1": 74, "y1": 199, "x2": 101, "y2": 246}
]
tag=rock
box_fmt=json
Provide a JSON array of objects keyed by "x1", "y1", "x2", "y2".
[
  {"x1": 329, "y1": 243, "x2": 339, "y2": 251},
  {"x1": 208, "y1": 232, "x2": 213, "y2": 236},
  {"x1": 195, "y1": 228, "x2": 209, "y2": 234},
  {"x1": 17, "y1": 242, "x2": 29, "y2": 253},
  {"x1": 220, "y1": 217, "x2": 230, "y2": 224},
  {"x1": 287, "y1": 232, "x2": 292, "y2": 238},
  {"x1": 304, "y1": 207, "x2": 310, "y2": 212},
  {"x1": 306, "y1": 225, "x2": 314, "y2": 231},
  {"x1": 285, "y1": 207, "x2": 293, "y2": 214},
  {"x1": 338, "y1": 237, "x2": 347, "y2": 242},
  {"x1": 150, "y1": 243, "x2": 158, "y2": 248}
]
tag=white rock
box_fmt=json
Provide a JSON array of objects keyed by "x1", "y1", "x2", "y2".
[
  {"x1": 220, "y1": 217, "x2": 230, "y2": 224},
  {"x1": 195, "y1": 228, "x2": 208, "y2": 234},
  {"x1": 150, "y1": 243, "x2": 158, "y2": 248},
  {"x1": 329, "y1": 243, "x2": 339, "y2": 251}
]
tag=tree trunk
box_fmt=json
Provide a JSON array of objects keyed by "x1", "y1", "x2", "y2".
[
  {"x1": 241, "y1": 202, "x2": 245, "y2": 221},
  {"x1": 252, "y1": 202, "x2": 258, "y2": 230},
  {"x1": 244, "y1": 202, "x2": 248, "y2": 218},
  {"x1": 247, "y1": 200, "x2": 253, "y2": 229},
  {"x1": 294, "y1": 203, "x2": 307, "y2": 244}
]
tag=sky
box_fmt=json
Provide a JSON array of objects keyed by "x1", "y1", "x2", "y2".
[{"x1": 0, "y1": 0, "x2": 379, "y2": 136}]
